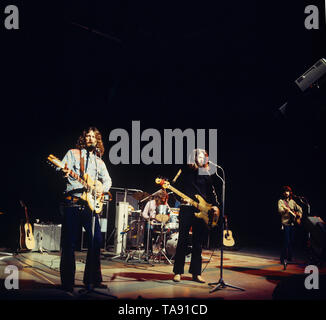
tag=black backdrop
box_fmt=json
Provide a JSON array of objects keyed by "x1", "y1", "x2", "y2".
[{"x1": 1, "y1": 1, "x2": 325, "y2": 251}]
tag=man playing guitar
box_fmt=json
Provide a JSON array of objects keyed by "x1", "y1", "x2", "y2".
[
  {"x1": 172, "y1": 149, "x2": 219, "y2": 283},
  {"x1": 277, "y1": 185, "x2": 303, "y2": 270},
  {"x1": 59, "y1": 127, "x2": 112, "y2": 294}
]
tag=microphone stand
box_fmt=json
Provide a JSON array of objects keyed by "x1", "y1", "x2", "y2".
[
  {"x1": 294, "y1": 195, "x2": 312, "y2": 263},
  {"x1": 208, "y1": 161, "x2": 245, "y2": 293}
]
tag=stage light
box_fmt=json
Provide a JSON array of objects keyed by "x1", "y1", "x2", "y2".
[{"x1": 295, "y1": 58, "x2": 326, "y2": 92}]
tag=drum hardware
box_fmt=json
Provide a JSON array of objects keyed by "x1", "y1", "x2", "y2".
[{"x1": 151, "y1": 219, "x2": 173, "y2": 264}]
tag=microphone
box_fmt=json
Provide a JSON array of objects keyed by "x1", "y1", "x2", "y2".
[
  {"x1": 293, "y1": 194, "x2": 304, "y2": 199},
  {"x1": 208, "y1": 160, "x2": 222, "y2": 169},
  {"x1": 172, "y1": 169, "x2": 182, "y2": 183},
  {"x1": 94, "y1": 147, "x2": 101, "y2": 157}
]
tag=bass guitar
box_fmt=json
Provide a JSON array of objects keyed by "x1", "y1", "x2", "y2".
[
  {"x1": 223, "y1": 216, "x2": 235, "y2": 247},
  {"x1": 155, "y1": 178, "x2": 219, "y2": 229},
  {"x1": 47, "y1": 154, "x2": 111, "y2": 214},
  {"x1": 19, "y1": 200, "x2": 35, "y2": 250}
]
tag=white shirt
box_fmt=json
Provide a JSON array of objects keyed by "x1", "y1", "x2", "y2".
[{"x1": 142, "y1": 200, "x2": 157, "y2": 220}]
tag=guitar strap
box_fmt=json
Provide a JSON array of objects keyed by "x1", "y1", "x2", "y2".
[
  {"x1": 80, "y1": 149, "x2": 85, "y2": 177},
  {"x1": 191, "y1": 175, "x2": 220, "y2": 206},
  {"x1": 282, "y1": 200, "x2": 291, "y2": 210}
]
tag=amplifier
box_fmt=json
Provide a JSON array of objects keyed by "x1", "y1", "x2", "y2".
[
  {"x1": 33, "y1": 223, "x2": 61, "y2": 252},
  {"x1": 304, "y1": 216, "x2": 326, "y2": 259}
]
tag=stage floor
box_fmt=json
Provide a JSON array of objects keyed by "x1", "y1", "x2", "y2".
[{"x1": 0, "y1": 247, "x2": 325, "y2": 301}]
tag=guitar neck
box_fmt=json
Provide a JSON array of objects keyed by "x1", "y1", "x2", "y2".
[
  {"x1": 282, "y1": 204, "x2": 296, "y2": 217},
  {"x1": 24, "y1": 207, "x2": 29, "y2": 223},
  {"x1": 67, "y1": 169, "x2": 88, "y2": 189},
  {"x1": 166, "y1": 185, "x2": 198, "y2": 209}
]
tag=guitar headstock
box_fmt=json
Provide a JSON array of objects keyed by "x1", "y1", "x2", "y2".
[
  {"x1": 47, "y1": 154, "x2": 64, "y2": 169},
  {"x1": 19, "y1": 200, "x2": 26, "y2": 208},
  {"x1": 155, "y1": 177, "x2": 170, "y2": 189}
]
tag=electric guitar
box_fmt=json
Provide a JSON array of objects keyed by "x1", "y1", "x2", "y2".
[
  {"x1": 280, "y1": 203, "x2": 302, "y2": 225},
  {"x1": 155, "y1": 178, "x2": 219, "y2": 229},
  {"x1": 47, "y1": 154, "x2": 110, "y2": 214},
  {"x1": 19, "y1": 200, "x2": 35, "y2": 250},
  {"x1": 223, "y1": 216, "x2": 235, "y2": 247}
]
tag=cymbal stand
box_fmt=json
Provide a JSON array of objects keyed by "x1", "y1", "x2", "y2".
[{"x1": 151, "y1": 222, "x2": 172, "y2": 264}]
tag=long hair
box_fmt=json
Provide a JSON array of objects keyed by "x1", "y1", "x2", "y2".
[
  {"x1": 76, "y1": 127, "x2": 105, "y2": 157},
  {"x1": 187, "y1": 148, "x2": 209, "y2": 170},
  {"x1": 281, "y1": 185, "x2": 293, "y2": 200},
  {"x1": 154, "y1": 190, "x2": 169, "y2": 205}
]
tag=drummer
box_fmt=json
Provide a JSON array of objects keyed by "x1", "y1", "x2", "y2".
[{"x1": 142, "y1": 190, "x2": 170, "y2": 254}]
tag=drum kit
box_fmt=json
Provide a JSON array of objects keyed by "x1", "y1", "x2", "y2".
[{"x1": 124, "y1": 191, "x2": 181, "y2": 263}]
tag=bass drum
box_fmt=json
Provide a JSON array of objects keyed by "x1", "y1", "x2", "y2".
[
  {"x1": 166, "y1": 232, "x2": 179, "y2": 258},
  {"x1": 166, "y1": 232, "x2": 193, "y2": 258}
]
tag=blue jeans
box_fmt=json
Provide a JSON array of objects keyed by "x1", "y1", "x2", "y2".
[
  {"x1": 280, "y1": 225, "x2": 295, "y2": 263},
  {"x1": 60, "y1": 204, "x2": 102, "y2": 289}
]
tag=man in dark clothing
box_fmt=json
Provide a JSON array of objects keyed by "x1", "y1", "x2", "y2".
[{"x1": 172, "y1": 149, "x2": 219, "y2": 283}]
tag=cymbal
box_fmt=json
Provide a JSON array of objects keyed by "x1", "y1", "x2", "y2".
[
  {"x1": 132, "y1": 191, "x2": 150, "y2": 201},
  {"x1": 155, "y1": 214, "x2": 169, "y2": 223}
]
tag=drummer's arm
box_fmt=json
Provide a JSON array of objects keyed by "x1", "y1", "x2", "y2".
[{"x1": 142, "y1": 201, "x2": 150, "y2": 219}]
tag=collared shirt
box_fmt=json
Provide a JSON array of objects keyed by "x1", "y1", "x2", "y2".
[
  {"x1": 61, "y1": 148, "x2": 112, "y2": 198},
  {"x1": 278, "y1": 198, "x2": 303, "y2": 226},
  {"x1": 142, "y1": 200, "x2": 157, "y2": 220}
]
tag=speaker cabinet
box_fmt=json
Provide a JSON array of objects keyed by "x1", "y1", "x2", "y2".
[
  {"x1": 33, "y1": 223, "x2": 61, "y2": 251},
  {"x1": 304, "y1": 216, "x2": 326, "y2": 260}
]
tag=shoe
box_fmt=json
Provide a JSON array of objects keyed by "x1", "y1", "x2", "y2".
[
  {"x1": 93, "y1": 283, "x2": 108, "y2": 289},
  {"x1": 60, "y1": 285, "x2": 74, "y2": 295},
  {"x1": 283, "y1": 261, "x2": 287, "y2": 270},
  {"x1": 193, "y1": 275, "x2": 206, "y2": 283},
  {"x1": 173, "y1": 274, "x2": 181, "y2": 282}
]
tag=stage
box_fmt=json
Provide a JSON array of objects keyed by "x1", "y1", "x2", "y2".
[{"x1": 1, "y1": 246, "x2": 325, "y2": 301}]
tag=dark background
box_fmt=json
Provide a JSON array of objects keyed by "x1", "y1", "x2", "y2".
[{"x1": 1, "y1": 1, "x2": 325, "y2": 252}]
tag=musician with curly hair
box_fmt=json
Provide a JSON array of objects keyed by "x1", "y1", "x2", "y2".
[{"x1": 59, "y1": 127, "x2": 112, "y2": 293}]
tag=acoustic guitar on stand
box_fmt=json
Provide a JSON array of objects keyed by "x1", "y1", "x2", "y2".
[
  {"x1": 223, "y1": 215, "x2": 235, "y2": 247},
  {"x1": 19, "y1": 200, "x2": 35, "y2": 250}
]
